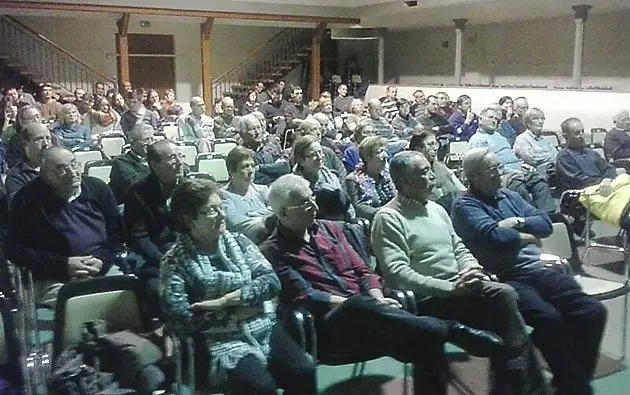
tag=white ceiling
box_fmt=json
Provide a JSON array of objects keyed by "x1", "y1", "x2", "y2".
[{"x1": 7, "y1": 0, "x2": 630, "y2": 29}]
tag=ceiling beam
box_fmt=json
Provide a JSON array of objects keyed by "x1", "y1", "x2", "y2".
[{"x1": 0, "y1": 1, "x2": 361, "y2": 24}]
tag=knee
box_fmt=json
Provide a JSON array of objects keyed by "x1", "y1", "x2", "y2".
[
  {"x1": 531, "y1": 308, "x2": 565, "y2": 332},
  {"x1": 582, "y1": 298, "x2": 607, "y2": 326},
  {"x1": 288, "y1": 358, "x2": 317, "y2": 391}
]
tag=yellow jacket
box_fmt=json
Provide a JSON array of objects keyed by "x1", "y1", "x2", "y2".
[{"x1": 580, "y1": 174, "x2": 630, "y2": 226}]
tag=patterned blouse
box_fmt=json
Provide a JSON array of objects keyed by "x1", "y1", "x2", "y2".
[
  {"x1": 346, "y1": 164, "x2": 397, "y2": 220},
  {"x1": 159, "y1": 231, "x2": 280, "y2": 386}
]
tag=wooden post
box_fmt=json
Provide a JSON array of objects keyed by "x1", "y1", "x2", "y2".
[
  {"x1": 309, "y1": 22, "x2": 327, "y2": 101},
  {"x1": 116, "y1": 13, "x2": 130, "y2": 91},
  {"x1": 201, "y1": 17, "x2": 214, "y2": 113}
]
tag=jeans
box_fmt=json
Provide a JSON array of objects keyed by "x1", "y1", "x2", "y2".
[
  {"x1": 226, "y1": 325, "x2": 316, "y2": 395},
  {"x1": 316, "y1": 294, "x2": 450, "y2": 395},
  {"x1": 506, "y1": 268, "x2": 607, "y2": 395},
  {"x1": 507, "y1": 170, "x2": 557, "y2": 213}
]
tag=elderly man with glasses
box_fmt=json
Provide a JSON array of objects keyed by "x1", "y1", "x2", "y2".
[{"x1": 7, "y1": 146, "x2": 126, "y2": 307}]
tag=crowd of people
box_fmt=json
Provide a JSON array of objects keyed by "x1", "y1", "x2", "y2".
[{"x1": 1, "y1": 77, "x2": 628, "y2": 395}]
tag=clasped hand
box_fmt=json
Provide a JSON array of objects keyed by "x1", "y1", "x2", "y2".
[
  {"x1": 453, "y1": 267, "x2": 491, "y2": 296},
  {"x1": 190, "y1": 289, "x2": 242, "y2": 312}
]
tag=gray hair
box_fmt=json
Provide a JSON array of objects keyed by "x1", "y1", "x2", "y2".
[
  {"x1": 613, "y1": 109, "x2": 629, "y2": 125},
  {"x1": 128, "y1": 122, "x2": 154, "y2": 141},
  {"x1": 236, "y1": 113, "x2": 259, "y2": 133},
  {"x1": 523, "y1": 108, "x2": 545, "y2": 126},
  {"x1": 268, "y1": 174, "x2": 311, "y2": 215},
  {"x1": 59, "y1": 103, "x2": 78, "y2": 115},
  {"x1": 462, "y1": 147, "x2": 491, "y2": 182}
]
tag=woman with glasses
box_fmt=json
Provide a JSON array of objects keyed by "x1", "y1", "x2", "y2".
[
  {"x1": 409, "y1": 131, "x2": 465, "y2": 211},
  {"x1": 222, "y1": 146, "x2": 275, "y2": 243},
  {"x1": 292, "y1": 134, "x2": 355, "y2": 220},
  {"x1": 160, "y1": 178, "x2": 316, "y2": 395}
]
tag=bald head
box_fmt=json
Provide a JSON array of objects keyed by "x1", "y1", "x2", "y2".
[
  {"x1": 513, "y1": 97, "x2": 529, "y2": 117},
  {"x1": 367, "y1": 98, "x2": 382, "y2": 119}
]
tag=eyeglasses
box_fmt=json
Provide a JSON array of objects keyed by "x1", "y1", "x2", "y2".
[
  {"x1": 481, "y1": 163, "x2": 504, "y2": 175},
  {"x1": 162, "y1": 153, "x2": 185, "y2": 164},
  {"x1": 285, "y1": 195, "x2": 316, "y2": 211},
  {"x1": 305, "y1": 150, "x2": 323, "y2": 160},
  {"x1": 197, "y1": 205, "x2": 224, "y2": 219},
  {"x1": 51, "y1": 160, "x2": 81, "y2": 177}
]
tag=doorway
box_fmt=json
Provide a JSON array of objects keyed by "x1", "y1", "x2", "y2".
[{"x1": 127, "y1": 33, "x2": 175, "y2": 96}]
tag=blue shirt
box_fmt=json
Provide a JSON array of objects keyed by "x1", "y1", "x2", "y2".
[
  {"x1": 469, "y1": 130, "x2": 521, "y2": 173},
  {"x1": 451, "y1": 188, "x2": 551, "y2": 279},
  {"x1": 448, "y1": 110, "x2": 479, "y2": 141},
  {"x1": 556, "y1": 147, "x2": 617, "y2": 190}
]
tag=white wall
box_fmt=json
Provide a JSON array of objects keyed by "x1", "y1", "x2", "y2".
[
  {"x1": 14, "y1": 15, "x2": 283, "y2": 102},
  {"x1": 366, "y1": 84, "x2": 630, "y2": 137},
  {"x1": 367, "y1": 9, "x2": 630, "y2": 91}
]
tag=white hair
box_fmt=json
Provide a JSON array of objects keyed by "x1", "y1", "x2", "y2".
[
  {"x1": 268, "y1": 174, "x2": 311, "y2": 215},
  {"x1": 462, "y1": 147, "x2": 490, "y2": 182},
  {"x1": 613, "y1": 109, "x2": 629, "y2": 125}
]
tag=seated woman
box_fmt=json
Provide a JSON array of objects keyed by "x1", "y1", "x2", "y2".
[
  {"x1": 221, "y1": 146, "x2": 275, "y2": 243},
  {"x1": 345, "y1": 136, "x2": 396, "y2": 220},
  {"x1": 52, "y1": 103, "x2": 93, "y2": 151},
  {"x1": 160, "y1": 178, "x2": 316, "y2": 394},
  {"x1": 292, "y1": 134, "x2": 355, "y2": 221},
  {"x1": 409, "y1": 131, "x2": 465, "y2": 211},
  {"x1": 89, "y1": 97, "x2": 121, "y2": 137}
]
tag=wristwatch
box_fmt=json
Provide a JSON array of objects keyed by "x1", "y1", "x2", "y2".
[{"x1": 515, "y1": 217, "x2": 526, "y2": 228}]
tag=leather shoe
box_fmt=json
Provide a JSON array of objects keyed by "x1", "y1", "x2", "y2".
[{"x1": 446, "y1": 321, "x2": 504, "y2": 357}]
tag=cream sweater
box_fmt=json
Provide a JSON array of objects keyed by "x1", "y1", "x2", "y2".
[{"x1": 371, "y1": 197, "x2": 481, "y2": 298}]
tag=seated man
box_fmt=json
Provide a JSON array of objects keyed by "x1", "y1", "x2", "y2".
[
  {"x1": 372, "y1": 150, "x2": 549, "y2": 394},
  {"x1": 51, "y1": 103, "x2": 93, "y2": 151},
  {"x1": 178, "y1": 96, "x2": 214, "y2": 153},
  {"x1": 109, "y1": 123, "x2": 153, "y2": 204},
  {"x1": 7, "y1": 146, "x2": 126, "y2": 306},
  {"x1": 260, "y1": 174, "x2": 504, "y2": 395},
  {"x1": 214, "y1": 97, "x2": 240, "y2": 140},
  {"x1": 120, "y1": 89, "x2": 160, "y2": 135},
  {"x1": 298, "y1": 117, "x2": 346, "y2": 180},
  {"x1": 237, "y1": 114, "x2": 290, "y2": 185},
  {"x1": 366, "y1": 98, "x2": 393, "y2": 138},
  {"x1": 124, "y1": 140, "x2": 184, "y2": 314},
  {"x1": 557, "y1": 117, "x2": 616, "y2": 191},
  {"x1": 6, "y1": 123, "x2": 54, "y2": 204},
  {"x1": 603, "y1": 109, "x2": 630, "y2": 162},
  {"x1": 451, "y1": 147, "x2": 607, "y2": 395},
  {"x1": 470, "y1": 107, "x2": 556, "y2": 213},
  {"x1": 36, "y1": 83, "x2": 62, "y2": 123},
  {"x1": 283, "y1": 85, "x2": 310, "y2": 131}
]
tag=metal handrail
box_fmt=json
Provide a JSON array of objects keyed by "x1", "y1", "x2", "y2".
[{"x1": 0, "y1": 15, "x2": 115, "y2": 93}]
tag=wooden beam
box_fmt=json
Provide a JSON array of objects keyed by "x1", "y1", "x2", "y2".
[
  {"x1": 116, "y1": 13, "x2": 130, "y2": 91},
  {"x1": 0, "y1": 1, "x2": 360, "y2": 25},
  {"x1": 309, "y1": 22, "x2": 327, "y2": 101},
  {"x1": 201, "y1": 17, "x2": 214, "y2": 113}
]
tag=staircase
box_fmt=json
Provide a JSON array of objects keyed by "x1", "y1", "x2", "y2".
[
  {"x1": 0, "y1": 15, "x2": 115, "y2": 97},
  {"x1": 213, "y1": 28, "x2": 312, "y2": 102}
]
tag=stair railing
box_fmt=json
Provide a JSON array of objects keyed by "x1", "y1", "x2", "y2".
[
  {"x1": 212, "y1": 28, "x2": 311, "y2": 101},
  {"x1": 0, "y1": 15, "x2": 115, "y2": 94}
]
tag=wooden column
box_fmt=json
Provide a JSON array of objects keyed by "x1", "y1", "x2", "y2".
[
  {"x1": 309, "y1": 22, "x2": 327, "y2": 101},
  {"x1": 201, "y1": 17, "x2": 214, "y2": 113},
  {"x1": 572, "y1": 5, "x2": 592, "y2": 88},
  {"x1": 116, "y1": 13, "x2": 130, "y2": 91}
]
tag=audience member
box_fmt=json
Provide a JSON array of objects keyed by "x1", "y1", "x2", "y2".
[
  {"x1": 120, "y1": 89, "x2": 160, "y2": 135},
  {"x1": 93, "y1": 82, "x2": 106, "y2": 101},
  {"x1": 36, "y1": 83, "x2": 62, "y2": 123},
  {"x1": 333, "y1": 83, "x2": 352, "y2": 115},
  {"x1": 6, "y1": 123, "x2": 53, "y2": 203},
  {"x1": 241, "y1": 89, "x2": 260, "y2": 116},
  {"x1": 222, "y1": 146, "x2": 274, "y2": 242},
  {"x1": 448, "y1": 95, "x2": 479, "y2": 141},
  {"x1": 469, "y1": 107, "x2": 556, "y2": 212},
  {"x1": 419, "y1": 95, "x2": 454, "y2": 137},
  {"x1": 4, "y1": 105, "x2": 43, "y2": 169},
  {"x1": 380, "y1": 85, "x2": 399, "y2": 122},
  {"x1": 124, "y1": 140, "x2": 183, "y2": 314},
  {"x1": 390, "y1": 99, "x2": 417, "y2": 139},
  {"x1": 145, "y1": 89, "x2": 163, "y2": 120},
  {"x1": 161, "y1": 88, "x2": 176, "y2": 118},
  {"x1": 372, "y1": 150, "x2": 549, "y2": 395},
  {"x1": 410, "y1": 89, "x2": 426, "y2": 118},
  {"x1": 259, "y1": 88, "x2": 286, "y2": 136},
  {"x1": 260, "y1": 174, "x2": 503, "y2": 395},
  {"x1": 489, "y1": 103, "x2": 517, "y2": 147},
  {"x1": 508, "y1": 97, "x2": 529, "y2": 135},
  {"x1": 112, "y1": 92, "x2": 128, "y2": 115},
  {"x1": 435, "y1": 92, "x2": 453, "y2": 119},
  {"x1": 283, "y1": 86, "x2": 310, "y2": 130},
  {"x1": 409, "y1": 131, "x2": 465, "y2": 211},
  {"x1": 7, "y1": 146, "x2": 125, "y2": 306},
  {"x1": 237, "y1": 114, "x2": 290, "y2": 185},
  {"x1": 52, "y1": 103, "x2": 93, "y2": 151},
  {"x1": 254, "y1": 81, "x2": 270, "y2": 104},
  {"x1": 556, "y1": 117, "x2": 616, "y2": 191},
  {"x1": 603, "y1": 109, "x2": 630, "y2": 162},
  {"x1": 109, "y1": 123, "x2": 153, "y2": 204},
  {"x1": 452, "y1": 147, "x2": 607, "y2": 395},
  {"x1": 298, "y1": 117, "x2": 346, "y2": 180},
  {"x1": 178, "y1": 96, "x2": 214, "y2": 152},
  {"x1": 367, "y1": 98, "x2": 392, "y2": 137},
  {"x1": 341, "y1": 98, "x2": 365, "y2": 136},
  {"x1": 89, "y1": 97, "x2": 121, "y2": 136},
  {"x1": 342, "y1": 118, "x2": 373, "y2": 173},
  {"x1": 345, "y1": 136, "x2": 396, "y2": 220},
  {"x1": 513, "y1": 108, "x2": 558, "y2": 175},
  {"x1": 160, "y1": 178, "x2": 316, "y2": 394},
  {"x1": 214, "y1": 97, "x2": 240, "y2": 139}
]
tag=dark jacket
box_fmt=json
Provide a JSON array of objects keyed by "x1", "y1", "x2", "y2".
[
  {"x1": 5, "y1": 160, "x2": 39, "y2": 204},
  {"x1": 604, "y1": 127, "x2": 630, "y2": 161},
  {"x1": 123, "y1": 172, "x2": 176, "y2": 278},
  {"x1": 109, "y1": 151, "x2": 150, "y2": 204},
  {"x1": 7, "y1": 176, "x2": 124, "y2": 281}
]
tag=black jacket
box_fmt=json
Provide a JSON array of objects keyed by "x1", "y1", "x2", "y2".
[{"x1": 109, "y1": 151, "x2": 150, "y2": 204}]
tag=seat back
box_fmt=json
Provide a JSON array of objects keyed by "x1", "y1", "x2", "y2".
[
  {"x1": 448, "y1": 141, "x2": 470, "y2": 159},
  {"x1": 196, "y1": 153, "x2": 229, "y2": 182},
  {"x1": 74, "y1": 150, "x2": 104, "y2": 173},
  {"x1": 178, "y1": 143, "x2": 198, "y2": 168},
  {"x1": 100, "y1": 135, "x2": 127, "y2": 158},
  {"x1": 162, "y1": 123, "x2": 180, "y2": 141},
  {"x1": 590, "y1": 128, "x2": 607, "y2": 146},
  {"x1": 53, "y1": 276, "x2": 147, "y2": 359},
  {"x1": 541, "y1": 132, "x2": 560, "y2": 148},
  {"x1": 541, "y1": 222, "x2": 574, "y2": 260},
  {"x1": 84, "y1": 159, "x2": 114, "y2": 184},
  {"x1": 213, "y1": 138, "x2": 237, "y2": 156}
]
